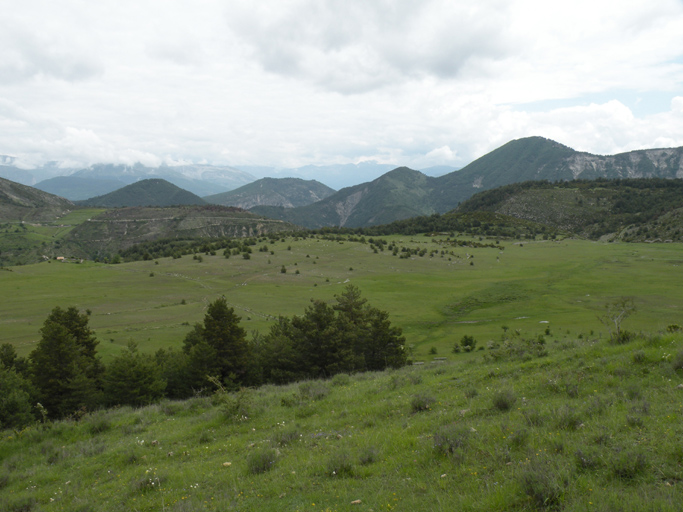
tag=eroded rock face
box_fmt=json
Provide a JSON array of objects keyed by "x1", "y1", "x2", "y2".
[{"x1": 566, "y1": 148, "x2": 683, "y2": 180}]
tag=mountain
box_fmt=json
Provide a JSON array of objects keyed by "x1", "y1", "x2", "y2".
[
  {"x1": 204, "y1": 177, "x2": 336, "y2": 209},
  {"x1": 78, "y1": 179, "x2": 206, "y2": 208},
  {"x1": 250, "y1": 167, "x2": 436, "y2": 229},
  {"x1": 0, "y1": 176, "x2": 74, "y2": 222},
  {"x1": 35, "y1": 176, "x2": 124, "y2": 200},
  {"x1": 251, "y1": 137, "x2": 683, "y2": 229},
  {"x1": 61, "y1": 205, "x2": 296, "y2": 258}
]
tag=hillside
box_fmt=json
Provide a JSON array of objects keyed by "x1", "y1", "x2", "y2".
[
  {"x1": 252, "y1": 137, "x2": 683, "y2": 229},
  {"x1": 60, "y1": 205, "x2": 296, "y2": 259},
  {"x1": 457, "y1": 178, "x2": 683, "y2": 241},
  {"x1": 78, "y1": 179, "x2": 207, "y2": 207},
  {"x1": 0, "y1": 176, "x2": 74, "y2": 222},
  {"x1": 204, "y1": 177, "x2": 335, "y2": 208},
  {"x1": 35, "y1": 176, "x2": 125, "y2": 200}
]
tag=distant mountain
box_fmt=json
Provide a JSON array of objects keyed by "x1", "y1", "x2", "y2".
[
  {"x1": 71, "y1": 163, "x2": 256, "y2": 197},
  {"x1": 0, "y1": 176, "x2": 74, "y2": 222},
  {"x1": 251, "y1": 137, "x2": 683, "y2": 229},
  {"x1": 78, "y1": 179, "x2": 206, "y2": 207},
  {"x1": 204, "y1": 177, "x2": 336, "y2": 209},
  {"x1": 250, "y1": 167, "x2": 436, "y2": 229},
  {"x1": 35, "y1": 176, "x2": 124, "y2": 200},
  {"x1": 62, "y1": 205, "x2": 296, "y2": 258}
]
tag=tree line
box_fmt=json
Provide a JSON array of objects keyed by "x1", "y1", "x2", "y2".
[{"x1": 0, "y1": 285, "x2": 406, "y2": 429}]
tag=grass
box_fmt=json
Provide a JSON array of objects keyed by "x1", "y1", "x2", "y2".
[
  {"x1": 2, "y1": 234, "x2": 683, "y2": 362},
  {"x1": 1, "y1": 330, "x2": 682, "y2": 511}
]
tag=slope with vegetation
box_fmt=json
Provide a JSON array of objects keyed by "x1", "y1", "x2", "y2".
[
  {"x1": 204, "y1": 177, "x2": 335, "y2": 209},
  {"x1": 456, "y1": 178, "x2": 683, "y2": 241},
  {"x1": 58, "y1": 205, "x2": 296, "y2": 260}
]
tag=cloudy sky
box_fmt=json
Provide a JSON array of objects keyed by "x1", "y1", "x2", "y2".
[{"x1": 2, "y1": 0, "x2": 683, "y2": 183}]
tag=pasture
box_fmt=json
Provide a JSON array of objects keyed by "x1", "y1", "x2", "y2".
[{"x1": 2, "y1": 234, "x2": 682, "y2": 360}]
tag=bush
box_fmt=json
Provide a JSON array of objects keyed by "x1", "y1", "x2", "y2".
[
  {"x1": 672, "y1": 350, "x2": 683, "y2": 372},
  {"x1": 433, "y1": 424, "x2": 470, "y2": 458},
  {"x1": 610, "y1": 449, "x2": 647, "y2": 480},
  {"x1": 492, "y1": 390, "x2": 516, "y2": 412},
  {"x1": 325, "y1": 452, "x2": 354, "y2": 477},
  {"x1": 411, "y1": 393, "x2": 435, "y2": 413},
  {"x1": 518, "y1": 461, "x2": 565, "y2": 509},
  {"x1": 299, "y1": 381, "x2": 329, "y2": 400},
  {"x1": 331, "y1": 373, "x2": 350, "y2": 387},
  {"x1": 247, "y1": 448, "x2": 277, "y2": 474},
  {"x1": 459, "y1": 335, "x2": 477, "y2": 352},
  {"x1": 272, "y1": 428, "x2": 300, "y2": 447}
]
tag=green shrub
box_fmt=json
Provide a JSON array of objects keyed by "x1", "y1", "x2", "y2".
[
  {"x1": 433, "y1": 424, "x2": 470, "y2": 458},
  {"x1": 247, "y1": 448, "x2": 277, "y2": 474},
  {"x1": 411, "y1": 393, "x2": 435, "y2": 413},
  {"x1": 459, "y1": 335, "x2": 477, "y2": 352},
  {"x1": 358, "y1": 446, "x2": 379, "y2": 466},
  {"x1": 492, "y1": 390, "x2": 516, "y2": 412},
  {"x1": 272, "y1": 428, "x2": 300, "y2": 447},
  {"x1": 518, "y1": 461, "x2": 565, "y2": 509},
  {"x1": 610, "y1": 449, "x2": 647, "y2": 480},
  {"x1": 672, "y1": 350, "x2": 683, "y2": 372},
  {"x1": 555, "y1": 406, "x2": 582, "y2": 431},
  {"x1": 331, "y1": 373, "x2": 350, "y2": 387},
  {"x1": 632, "y1": 350, "x2": 647, "y2": 363},
  {"x1": 325, "y1": 452, "x2": 354, "y2": 477}
]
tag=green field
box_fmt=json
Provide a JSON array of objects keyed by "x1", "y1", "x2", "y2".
[
  {"x1": 2, "y1": 234, "x2": 683, "y2": 511},
  {"x1": 2, "y1": 235, "x2": 682, "y2": 361}
]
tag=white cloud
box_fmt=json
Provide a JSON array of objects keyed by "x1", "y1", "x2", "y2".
[{"x1": 0, "y1": 0, "x2": 683, "y2": 184}]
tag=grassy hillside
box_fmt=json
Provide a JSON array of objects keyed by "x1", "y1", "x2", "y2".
[
  {"x1": 2, "y1": 327, "x2": 682, "y2": 511},
  {"x1": 78, "y1": 179, "x2": 206, "y2": 207},
  {"x1": 205, "y1": 178, "x2": 335, "y2": 209},
  {"x1": 0, "y1": 177, "x2": 74, "y2": 222}
]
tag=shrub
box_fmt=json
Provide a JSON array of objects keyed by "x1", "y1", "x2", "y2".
[
  {"x1": 555, "y1": 406, "x2": 582, "y2": 431},
  {"x1": 331, "y1": 373, "x2": 350, "y2": 387},
  {"x1": 518, "y1": 461, "x2": 565, "y2": 509},
  {"x1": 632, "y1": 350, "x2": 647, "y2": 363},
  {"x1": 492, "y1": 390, "x2": 516, "y2": 412},
  {"x1": 610, "y1": 449, "x2": 647, "y2": 480},
  {"x1": 523, "y1": 409, "x2": 544, "y2": 427},
  {"x1": 433, "y1": 424, "x2": 470, "y2": 458},
  {"x1": 672, "y1": 350, "x2": 683, "y2": 372},
  {"x1": 358, "y1": 446, "x2": 379, "y2": 466},
  {"x1": 459, "y1": 335, "x2": 477, "y2": 352},
  {"x1": 299, "y1": 381, "x2": 329, "y2": 400},
  {"x1": 272, "y1": 428, "x2": 300, "y2": 447},
  {"x1": 411, "y1": 393, "x2": 435, "y2": 413},
  {"x1": 326, "y1": 452, "x2": 354, "y2": 477},
  {"x1": 247, "y1": 448, "x2": 277, "y2": 474},
  {"x1": 574, "y1": 448, "x2": 601, "y2": 471}
]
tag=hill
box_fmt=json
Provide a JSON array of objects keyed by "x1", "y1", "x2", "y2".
[
  {"x1": 204, "y1": 177, "x2": 335, "y2": 208},
  {"x1": 252, "y1": 137, "x2": 683, "y2": 229},
  {"x1": 35, "y1": 176, "x2": 124, "y2": 200},
  {"x1": 60, "y1": 205, "x2": 296, "y2": 259},
  {"x1": 456, "y1": 178, "x2": 683, "y2": 241},
  {"x1": 0, "y1": 176, "x2": 74, "y2": 222},
  {"x1": 78, "y1": 179, "x2": 207, "y2": 207}
]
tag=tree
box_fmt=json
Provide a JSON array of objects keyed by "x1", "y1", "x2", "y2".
[
  {"x1": 29, "y1": 307, "x2": 104, "y2": 419},
  {"x1": 598, "y1": 297, "x2": 637, "y2": 343},
  {"x1": 0, "y1": 365, "x2": 36, "y2": 429},
  {"x1": 104, "y1": 342, "x2": 166, "y2": 407},
  {"x1": 182, "y1": 297, "x2": 250, "y2": 388}
]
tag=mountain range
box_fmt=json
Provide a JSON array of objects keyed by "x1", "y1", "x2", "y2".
[
  {"x1": 204, "y1": 177, "x2": 335, "y2": 209},
  {"x1": 78, "y1": 179, "x2": 206, "y2": 208},
  {"x1": 249, "y1": 137, "x2": 683, "y2": 229}
]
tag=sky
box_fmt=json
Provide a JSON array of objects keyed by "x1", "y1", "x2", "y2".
[{"x1": 1, "y1": 0, "x2": 683, "y2": 183}]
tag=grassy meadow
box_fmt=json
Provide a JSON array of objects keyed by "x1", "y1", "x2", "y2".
[
  {"x1": 2, "y1": 234, "x2": 683, "y2": 360},
  {"x1": 2, "y1": 234, "x2": 683, "y2": 511}
]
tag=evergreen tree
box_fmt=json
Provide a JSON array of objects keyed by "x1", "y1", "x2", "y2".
[
  {"x1": 29, "y1": 307, "x2": 104, "y2": 419},
  {"x1": 104, "y1": 342, "x2": 166, "y2": 407},
  {"x1": 182, "y1": 297, "x2": 250, "y2": 388},
  {"x1": 0, "y1": 365, "x2": 36, "y2": 429}
]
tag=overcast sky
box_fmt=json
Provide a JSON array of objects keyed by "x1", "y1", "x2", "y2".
[{"x1": 2, "y1": 0, "x2": 683, "y2": 178}]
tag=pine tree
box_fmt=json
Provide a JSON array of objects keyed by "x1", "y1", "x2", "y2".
[
  {"x1": 104, "y1": 342, "x2": 166, "y2": 407},
  {"x1": 29, "y1": 307, "x2": 103, "y2": 419}
]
